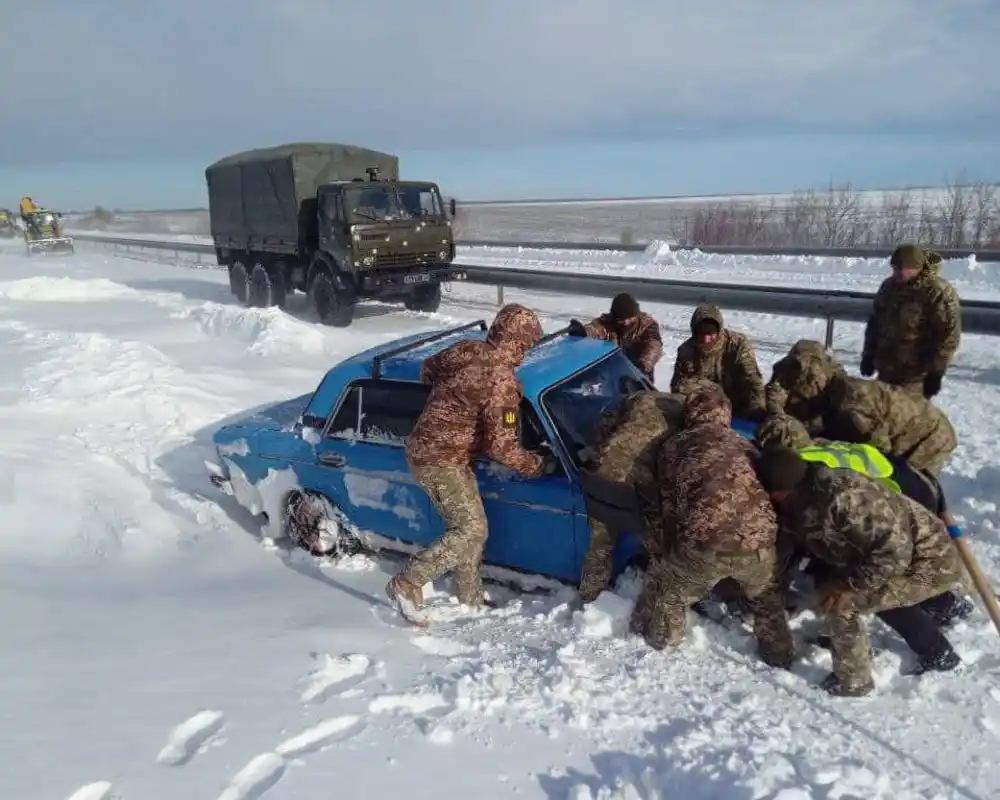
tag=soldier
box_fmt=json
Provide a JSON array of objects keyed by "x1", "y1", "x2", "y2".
[
  {"x1": 386, "y1": 304, "x2": 554, "y2": 624},
  {"x1": 636, "y1": 387, "x2": 794, "y2": 668},
  {"x1": 577, "y1": 390, "x2": 682, "y2": 604},
  {"x1": 861, "y1": 245, "x2": 961, "y2": 398},
  {"x1": 757, "y1": 445, "x2": 964, "y2": 696},
  {"x1": 568, "y1": 293, "x2": 663, "y2": 381},
  {"x1": 669, "y1": 304, "x2": 767, "y2": 420},
  {"x1": 755, "y1": 412, "x2": 973, "y2": 624},
  {"x1": 764, "y1": 340, "x2": 956, "y2": 474},
  {"x1": 764, "y1": 340, "x2": 846, "y2": 433}
]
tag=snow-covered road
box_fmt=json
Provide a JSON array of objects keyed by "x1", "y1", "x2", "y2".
[{"x1": 3, "y1": 240, "x2": 1000, "y2": 799}]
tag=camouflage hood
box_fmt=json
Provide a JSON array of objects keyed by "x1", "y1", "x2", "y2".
[
  {"x1": 770, "y1": 340, "x2": 843, "y2": 399},
  {"x1": 487, "y1": 303, "x2": 543, "y2": 366},
  {"x1": 690, "y1": 304, "x2": 725, "y2": 352},
  {"x1": 684, "y1": 386, "x2": 732, "y2": 427},
  {"x1": 690, "y1": 303, "x2": 724, "y2": 333},
  {"x1": 755, "y1": 412, "x2": 811, "y2": 449},
  {"x1": 922, "y1": 250, "x2": 943, "y2": 280}
]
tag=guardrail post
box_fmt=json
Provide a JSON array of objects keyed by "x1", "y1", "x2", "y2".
[
  {"x1": 496, "y1": 284, "x2": 504, "y2": 305},
  {"x1": 824, "y1": 316, "x2": 835, "y2": 349}
]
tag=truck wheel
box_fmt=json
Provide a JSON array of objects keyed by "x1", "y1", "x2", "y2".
[
  {"x1": 229, "y1": 261, "x2": 250, "y2": 305},
  {"x1": 404, "y1": 283, "x2": 442, "y2": 313},
  {"x1": 249, "y1": 262, "x2": 287, "y2": 308},
  {"x1": 310, "y1": 271, "x2": 355, "y2": 327}
]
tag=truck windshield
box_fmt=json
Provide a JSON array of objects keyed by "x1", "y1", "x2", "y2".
[
  {"x1": 343, "y1": 185, "x2": 404, "y2": 222},
  {"x1": 396, "y1": 185, "x2": 445, "y2": 219}
]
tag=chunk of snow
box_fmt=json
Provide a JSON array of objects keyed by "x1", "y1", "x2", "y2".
[
  {"x1": 572, "y1": 591, "x2": 633, "y2": 638},
  {"x1": 217, "y1": 438, "x2": 249, "y2": 457}
]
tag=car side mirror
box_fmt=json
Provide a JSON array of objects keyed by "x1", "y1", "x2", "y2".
[{"x1": 449, "y1": 198, "x2": 457, "y2": 217}]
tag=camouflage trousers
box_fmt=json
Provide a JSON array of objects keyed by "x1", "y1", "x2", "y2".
[
  {"x1": 882, "y1": 377, "x2": 926, "y2": 398},
  {"x1": 578, "y1": 513, "x2": 661, "y2": 603},
  {"x1": 400, "y1": 463, "x2": 488, "y2": 605},
  {"x1": 638, "y1": 543, "x2": 795, "y2": 667},
  {"x1": 825, "y1": 547, "x2": 963, "y2": 690}
]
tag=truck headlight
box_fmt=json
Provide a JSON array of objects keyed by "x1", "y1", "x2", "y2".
[
  {"x1": 362, "y1": 255, "x2": 374, "y2": 266},
  {"x1": 438, "y1": 250, "x2": 447, "y2": 260}
]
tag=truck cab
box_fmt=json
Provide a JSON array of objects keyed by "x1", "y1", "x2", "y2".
[{"x1": 316, "y1": 173, "x2": 455, "y2": 276}]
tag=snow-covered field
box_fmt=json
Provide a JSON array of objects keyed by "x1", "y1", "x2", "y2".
[{"x1": 4, "y1": 240, "x2": 1000, "y2": 799}]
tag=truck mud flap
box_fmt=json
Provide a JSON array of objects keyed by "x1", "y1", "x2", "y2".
[{"x1": 579, "y1": 471, "x2": 645, "y2": 531}]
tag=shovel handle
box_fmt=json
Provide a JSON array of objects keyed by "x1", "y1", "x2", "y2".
[{"x1": 942, "y1": 512, "x2": 1000, "y2": 636}]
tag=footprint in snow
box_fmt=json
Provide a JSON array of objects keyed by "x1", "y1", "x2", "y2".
[
  {"x1": 274, "y1": 715, "x2": 366, "y2": 759},
  {"x1": 157, "y1": 709, "x2": 226, "y2": 766},
  {"x1": 64, "y1": 782, "x2": 118, "y2": 800},
  {"x1": 299, "y1": 652, "x2": 373, "y2": 703},
  {"x1": 215, "y1": 716, "x2": 365, "y2": 800},
  {"x1": 368, "y1": 692, "x2": 454, "y2": 717},
  {"x1": 215, "y1": 753, "x2": 286, "y2": 800}
]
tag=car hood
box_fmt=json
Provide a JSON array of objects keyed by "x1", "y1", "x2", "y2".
[{"x1": 212, "y1": 393, "x2": 314, "y2": 443}]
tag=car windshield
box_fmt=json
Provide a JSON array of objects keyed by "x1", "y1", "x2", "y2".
[
  {"x1": 542, "y1": 351, "x2": 647, "y2": 460},
  {"x1": 343, "y1": 185, "x2": 405, "y2": 222}
]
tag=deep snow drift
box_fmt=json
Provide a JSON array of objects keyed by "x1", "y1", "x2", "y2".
[{"x1": 3, "y1": 240, "x2": 1000, "y2": 799}]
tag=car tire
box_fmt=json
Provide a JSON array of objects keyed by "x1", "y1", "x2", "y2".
[
  {"x1": 404, "y1": 283, "x2": 442, "y2": 313},
  {"x1": 283, "y1": 490, "x2": 362, "y2": 558},
  {"x1": 229, "y1": 261, "x2": 251, "y2": 305},
  {"x1": 249, "y1": 262, "x2": 287, "y2": 308},
  {"x1": 310, "y1": 271, "x2": 355, "y2": 327}
]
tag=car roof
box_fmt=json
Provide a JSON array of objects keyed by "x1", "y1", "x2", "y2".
[{"x1": 308, "y1": 323, "x2": 620, "y2": 417}]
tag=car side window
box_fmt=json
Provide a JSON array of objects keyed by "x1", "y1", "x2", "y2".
[{"x1": 326, "y1": 379, "x2": 430, "y2": 446}]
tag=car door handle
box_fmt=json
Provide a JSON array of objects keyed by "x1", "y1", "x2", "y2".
[{"x1": 318, "y1": 452, "x2": 346, "y2": 468}]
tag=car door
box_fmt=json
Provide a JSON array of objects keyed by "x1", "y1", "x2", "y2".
[
  {"x1": 474, "y1": 400, "x2": 585, "y2": 582},
  {"x1": 311, "y1": 379, "x2": 435, "y2": 547}
]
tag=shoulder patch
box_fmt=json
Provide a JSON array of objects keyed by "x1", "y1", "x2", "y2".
[{"x1": 502, "y1": 408, "x2": 519, "y2": 428}]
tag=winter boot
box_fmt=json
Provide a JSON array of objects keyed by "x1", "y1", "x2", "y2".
[
  {"x1": 922, "y1": 593, "x2": 975, "y2": 627},
  {"x1": 904, "y1": 647, "x2": 962, "y2": 676},
  {"x1": 386, "y1": 574, "x2": 427, "y2": 626},
  {"x1": 819, "y1": 672, "x2": 874, "y2": 697}
]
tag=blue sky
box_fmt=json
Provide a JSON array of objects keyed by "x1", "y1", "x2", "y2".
[{"x1": 1, "y1": 1, "x2": 998, "y2": 210}]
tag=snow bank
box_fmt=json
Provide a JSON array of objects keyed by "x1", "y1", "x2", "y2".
[
  {"x1": 0, "y1": 276, "x2": 142, "y2": 303},
  {"x1": 176, "y1": 303, "x2": 332, "y2": 358}
]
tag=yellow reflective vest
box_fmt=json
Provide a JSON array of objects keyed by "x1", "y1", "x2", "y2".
[{"x1": 797, "y1": 442, "x2": 901, "y2": 493}]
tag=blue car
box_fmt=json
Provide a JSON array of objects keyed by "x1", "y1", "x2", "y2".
[{"x1": 207, "y1": 321, "x2": 759, "y2": 586}]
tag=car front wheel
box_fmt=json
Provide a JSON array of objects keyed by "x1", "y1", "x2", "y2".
[{"x1": 283, "y1": 490, "x2": 361, "y2": 558}]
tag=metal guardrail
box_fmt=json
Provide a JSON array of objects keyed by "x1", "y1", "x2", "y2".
[
  {"x1": 70, "y1": 233, "x2": 1000, "y2": 344},
  {"x1": 457, "y1": 238, "x2": 1000, "y2": 262}
]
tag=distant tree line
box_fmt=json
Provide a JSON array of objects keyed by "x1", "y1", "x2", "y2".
[{"x1": 674, "y1": 180, "x2": 1000, "y2": 249}]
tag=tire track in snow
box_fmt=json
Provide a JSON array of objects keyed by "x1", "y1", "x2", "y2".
[{"x1": 157, "y1": 709, "x2": 226, "y2": 766}]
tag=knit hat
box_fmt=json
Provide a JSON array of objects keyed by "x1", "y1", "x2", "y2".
[
  {"x1": 890, "y1": 244, "x2": 926, "y2": 269},
  {"x1": 756, "y1": 443, "x2": 808, "y2": 493},
  {"x1": 610, "y1": 292, "x2": 640, "y2": 321}
]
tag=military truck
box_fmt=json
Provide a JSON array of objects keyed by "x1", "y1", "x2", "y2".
[{"x1": 205, "y1": 142, "x2": 463, "y2": 326}]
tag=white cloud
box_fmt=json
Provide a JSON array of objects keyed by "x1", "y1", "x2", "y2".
[{"x1": 1, "y1": 0, "x2": 997, "y2": 163}]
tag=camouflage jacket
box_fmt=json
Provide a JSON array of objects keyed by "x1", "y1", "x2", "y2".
[
  {"x1": 407, "y1": 304, "x2": 544, "y2": 475},
  {"x1": 862, "y1": 253, "x2": 961, "y2": 386},
  {"x1": 658, "y1": 387, "x2": 777, "y2": 552},
  {"x1": 590, "y1": 390, "x2": 681, "y2": 508},
  {"x1": 584, "y1": 311, "x2": 663, "y2": 378},
  {"x1": 669, "y1": 304, "x2": 766, "y2": 418},
  {"x1": 765, "y1": 340, "x2": 846, "y2": 435},
  {"x1": 777, "y1": 463, "x2": 955, "y2": 596},
  {"x1": 822, "y1": 375, "x2": 957, "y2": 475}
]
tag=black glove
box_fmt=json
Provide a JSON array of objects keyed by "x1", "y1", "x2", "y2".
[
  {"x1": 567, "y1": 319, "x2": 587, "y2": 337},
  {"x1": 859, "y1": 355, "x2": 874, "y2": 378},
  {"x1": 923, "y1": 373, "x2": 943, "y2": 398}
]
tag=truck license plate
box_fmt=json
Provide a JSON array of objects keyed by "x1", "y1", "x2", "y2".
[{"x1": 403, "y1": 273, "x2": 431, "y2": 284}]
